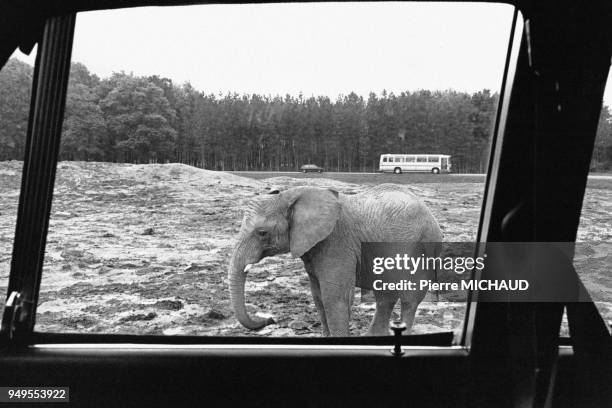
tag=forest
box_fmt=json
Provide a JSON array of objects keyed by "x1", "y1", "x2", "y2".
[{"x1": 1, "y1": 58, "x2": 611, "y2": 173}]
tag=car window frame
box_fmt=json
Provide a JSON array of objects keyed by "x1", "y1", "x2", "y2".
[{"x1": 2, "y1": 2, "x2": 526, "y2": 350}]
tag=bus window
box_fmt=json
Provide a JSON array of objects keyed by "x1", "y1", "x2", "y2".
[
  {"x1": 428, "y1": 157, "x2": 439, "y2": 162},
  {"x1": 382, "y1": 157, "x2": 388, "y2": 162},
  {"x1": 417, "y1": 157, "x2": 427, "y2": 162},
  {"x1": 405, "y1": 157, "x2": 415, "y2": 162},
  {"x1": 395, "y1": 157, "x2": 402, "y2": 162}
]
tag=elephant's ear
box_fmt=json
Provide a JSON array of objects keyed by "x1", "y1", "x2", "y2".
[{"x1": 287, "y1": 188, "x2": 340, "y2": 258}]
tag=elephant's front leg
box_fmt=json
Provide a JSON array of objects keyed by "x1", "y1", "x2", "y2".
[
  {"x1": 308, "y1": 249, "x2": 356, "y2": 337},
  {"x1": 319, "y1": 279, "x2": 353, "y2": 337}
]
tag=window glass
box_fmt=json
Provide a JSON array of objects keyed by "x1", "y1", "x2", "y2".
[
  {"x1": 382, "y1": 157, "x2": 387, "y2": 162},
  {"x1": 417, "y1": 157, "x2": 428, "y2": 162},
  {"x1": 428, "y1": 157, "x2": 439, "y2": 162},
  {"x1": 566, "y1": 70, "x2": 612, "y2": 336},
  {"x1": 0, "y1": 48, "x2": 36, "y2": 316},
  {"x1": 405, "y1": 157, "x2": 415, "y2": 162},
  {"x1": 33, "y1": 3, "x2": 516, "y2": 337}
]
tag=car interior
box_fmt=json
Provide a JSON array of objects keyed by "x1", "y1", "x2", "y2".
[{"x1": 0, "y1": 0, "x2": 611, "y2": 407}]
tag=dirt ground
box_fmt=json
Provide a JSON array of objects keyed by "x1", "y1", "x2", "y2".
[{"x1": 0, "y1": 161, "x2": 610, "y2": 337}]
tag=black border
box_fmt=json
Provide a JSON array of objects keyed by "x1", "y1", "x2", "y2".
[{"x1": 2, "y1": 0, "x2": 609, "y2": 352}]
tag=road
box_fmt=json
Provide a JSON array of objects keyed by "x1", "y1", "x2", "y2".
[
  {"x1": 232, "y1": 171, "x2": 612, "y2": 178},
  {"x1": 229, "y1": 171, "x2": 483, "y2": 184},
  {"x1": 452, "y1": 173, "x2": 612, "y2": 180}
]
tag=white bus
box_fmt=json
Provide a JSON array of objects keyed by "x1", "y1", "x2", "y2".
[{"x1": 379, "y1": 154, "x2": 452, "y2": 174}]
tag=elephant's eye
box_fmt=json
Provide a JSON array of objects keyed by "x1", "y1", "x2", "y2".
[{"x1": 256, "y1": 229, "x2": 268, "y2": 237}]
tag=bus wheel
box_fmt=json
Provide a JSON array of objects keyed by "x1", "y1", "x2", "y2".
[
  {"x1": 432, "y1": 168, "x2": 440, "y2": 174},
  {"x1": 394, "y1": 167, "x2": 402, "y2": 174}
]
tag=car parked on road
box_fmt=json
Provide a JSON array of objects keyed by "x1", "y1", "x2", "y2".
[{"x1": 300, "y1": 164, "x2": 324, "y2": 173}]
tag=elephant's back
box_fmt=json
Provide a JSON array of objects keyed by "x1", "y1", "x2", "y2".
[
  {"x1": 349, "y1": 184, "x2": 442, "y2": 242},
  {"x1": 356, "y1": 184, "x2": 423, "y2": 210}
]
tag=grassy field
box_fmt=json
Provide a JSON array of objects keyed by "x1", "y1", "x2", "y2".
[{"x1": 0, "y1": 161, "x2": 610, "y2": 337}]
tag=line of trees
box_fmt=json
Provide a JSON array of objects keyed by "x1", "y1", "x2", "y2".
[{"x1": 1, "y1": 58, "x2": 611, "y2": 172}]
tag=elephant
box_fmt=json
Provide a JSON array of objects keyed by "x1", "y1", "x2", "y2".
[{"x1": 228, "y1": 184, "x2": 443, "y2": 337}]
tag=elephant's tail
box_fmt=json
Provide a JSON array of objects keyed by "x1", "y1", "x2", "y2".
[{"x1": 429, "y1": 241, "x2": 442, "y2": 302}]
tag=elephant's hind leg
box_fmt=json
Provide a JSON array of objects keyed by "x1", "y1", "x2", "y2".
[
  {"x1": 366, "y1": 296, "x2": 396, "y2": 336},
  {"x1": 400, "y1": 301, "x2": 419, "y2": 332}
]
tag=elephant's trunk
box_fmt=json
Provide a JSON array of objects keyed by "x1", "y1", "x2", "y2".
[{"x1": 228, "y1": 239, "x2": 275, "y2": 330}]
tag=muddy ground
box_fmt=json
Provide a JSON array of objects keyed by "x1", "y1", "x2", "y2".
[{"x1": 0, "y1": 161, "x2": 610, "y2": 337}]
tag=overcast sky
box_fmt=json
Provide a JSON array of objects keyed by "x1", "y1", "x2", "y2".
[{"x1": 10, "y1": 2, "x2": 612, "y2": 104}]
